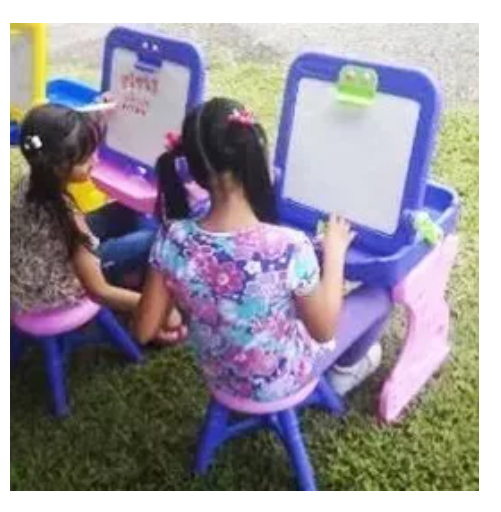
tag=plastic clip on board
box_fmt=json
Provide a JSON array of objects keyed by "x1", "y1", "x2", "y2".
[
  {"x1": 135, "y1": 42, "x2": 164, "y2": 73},
  {"x1": 413, "y1": 211, "x2": 444, "y2": 246},
  {"x1": 336, "y1": 65, "x2": 379, "y2": 106}
]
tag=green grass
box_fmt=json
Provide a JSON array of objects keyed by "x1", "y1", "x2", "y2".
[{"x1": 10, "y1": 62, "x2": 479, "y2": 491}]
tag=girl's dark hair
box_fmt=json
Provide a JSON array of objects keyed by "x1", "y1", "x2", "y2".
[
  {"x1": 20, "y1": 104, "x2": 103, "y2": 258},
  {"x1": 156, "y1": 97, "x2": 277, "y2": 224}
]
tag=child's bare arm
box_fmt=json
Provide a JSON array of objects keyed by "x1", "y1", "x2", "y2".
[
  {"x1": 132, "y1": 268, "x2": 174, "y2": 345},
  {"x1": 72, "y1": 246, "x2": 140, "y2": 312},
  {"x1": 295, "y1": 255, "x2": 345, "y2": 342},
  {"x1": 295, "y1": 215, "x2": 354, "y2": 343}
]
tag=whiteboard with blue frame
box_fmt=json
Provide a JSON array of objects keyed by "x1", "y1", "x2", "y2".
[
  {"x1": 274, "y1": 53, "x2": 441, "y2": 255},
  {"x1": 100, "y1": 27, "x2": 205, "y2": 173}
]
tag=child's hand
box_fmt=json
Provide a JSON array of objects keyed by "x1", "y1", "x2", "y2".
[
  {"x1": 97, "y1": 92, "x2": 116, "y2": 120},
  {"x1": 155, "y1": 307, "x2": 188, "y2": 346},
  {"x1": 99, "y1": 91, "x2": 115, "y2": 104},
  {"x1": 78, "y1": 92, "x2": 116, "y2": 129},
  {"x1": 322, "y1": 214, "x2": 356, "y2": 258}
]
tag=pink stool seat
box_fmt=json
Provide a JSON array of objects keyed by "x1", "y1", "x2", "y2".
[
  {"x1": 211, "y1": 378, "x2": 319, "y2": 415},
  {"x1": 13, "y1": 298, "x2": 101, "y2": 338}
]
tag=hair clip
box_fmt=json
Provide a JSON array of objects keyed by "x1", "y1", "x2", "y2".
[
  {"x1": 24, "y1": 135, "x2": 43, "y2": 152},
  {"x1": 165, "y1": 131, "x2": 182, "y2": 151},
  {"x1": 228, "y1": 108, "x2": 255, "y2": 127}
]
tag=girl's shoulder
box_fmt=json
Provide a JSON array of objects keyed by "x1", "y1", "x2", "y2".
[
  {"x1": 259, "y1": 222, "x2": 313, "y2": 247},
  {"x1": 156, "y1": 219, "x2": 196, "y2": 244},
  {"x1": 156, "y1": 220, "x2": 313, "y2": 253}
]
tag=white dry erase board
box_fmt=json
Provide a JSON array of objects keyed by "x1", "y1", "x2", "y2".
[
  {"x1": 283, "y1": 79, "x2": 420, "y2": 235},
  {"x1": 106, "y1": 49, "x2": 190, "y2": 169},
  {"x1": 275, "y1": 53, "x2": 440, "y2": 254},
  {"x1": 100, "y1": 27, "x2": 205, "y2": 172}
]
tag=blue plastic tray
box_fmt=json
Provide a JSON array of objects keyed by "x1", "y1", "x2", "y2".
[
  {"x1": 304, "y1": 181, "x2": 460, "y2": 287},
  {"x1": 47, "y1": 79, "x2": 100, "y2": 109}
]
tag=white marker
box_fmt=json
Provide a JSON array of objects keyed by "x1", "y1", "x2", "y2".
[{"x1": 77, "y1": 102, "x2": 117, "y2": 113}]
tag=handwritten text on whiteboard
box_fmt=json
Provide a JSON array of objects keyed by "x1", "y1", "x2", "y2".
[{"x1": 118, "y1": 71, "x2": 159, "y2": 117}]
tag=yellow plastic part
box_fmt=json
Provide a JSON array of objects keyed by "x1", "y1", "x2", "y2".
[
  {"x1": 10, "y1": 23, "x2": 47, "y2": 121},
  {"x1": 68, "y1": 180, "x2": 109, "y2": 214}
]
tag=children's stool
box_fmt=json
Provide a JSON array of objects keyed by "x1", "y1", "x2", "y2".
[
  {"x1": 11, "y1": 298, "x2": 143, "y2": 417},
  {"x1": 195, "y1": 376, "x2": 345, "y2": 491}
]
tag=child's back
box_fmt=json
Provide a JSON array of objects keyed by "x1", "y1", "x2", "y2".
[
  {"x1": 151, "y1": 219, "x2": 324, "y2": 402},
  {"x1": 11, "y1": 172, "x2": 86, "y2": 313}
]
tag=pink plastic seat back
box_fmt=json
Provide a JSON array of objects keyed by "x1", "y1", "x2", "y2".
[{"x1": 12, "y1": 298, "x2": 101, "y2": 338}]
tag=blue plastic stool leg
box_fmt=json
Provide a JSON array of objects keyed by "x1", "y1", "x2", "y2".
[
  {"x1": 96, "y1": 308, "x2": 143, "y2": 363},
  {"x1": 11, "y1": 328, "x2": 25, "y2": 369},
  {"x1": 316, "y1": 377, "x2": 346, "y2": 417},
  {"x1": 277, "y1": 409, "x2": 316, "y2": 491},
  {"x1": 42, "y1": 336, "x2": 69, "y2": 417},
  {"x1": 195, "y1": 399, "x2": 229, "y2": 475}
]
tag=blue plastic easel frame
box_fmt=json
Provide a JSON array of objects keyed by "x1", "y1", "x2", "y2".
[
  {"x1": 100, "y1": 26, "x2": 206, "y2": 173},
  {"x1": 274, "y1": 52, "x2": 442, "y2": 255}
]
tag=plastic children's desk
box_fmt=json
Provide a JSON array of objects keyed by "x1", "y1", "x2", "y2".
[{"x1": 274, "y1": 53, "x2": 460, "y2": 422}]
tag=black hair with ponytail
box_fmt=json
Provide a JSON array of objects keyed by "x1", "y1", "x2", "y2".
[
  {"x1": 156, "y1": 97, "x2": 277, "y2": 224},
  {"x1": 20, "y1": 104, "x2": 103, "y2": 258}
]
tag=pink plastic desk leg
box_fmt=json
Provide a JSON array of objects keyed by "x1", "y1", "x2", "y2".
[{"x1": 379, "y1": 235, "x2": 459, "y2": 424}]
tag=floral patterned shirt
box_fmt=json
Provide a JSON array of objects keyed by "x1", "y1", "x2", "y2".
[{"x1": 150, "y1": 219, "x2": 330, "y2": 402}]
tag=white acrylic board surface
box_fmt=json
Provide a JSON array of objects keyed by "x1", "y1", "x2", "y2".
[
  {"x1": 282, "y1": 78, "x2": 420, "y2": 234},
  {"x1": 106, "y1": 48, "x2": 190, "y2": 169}
]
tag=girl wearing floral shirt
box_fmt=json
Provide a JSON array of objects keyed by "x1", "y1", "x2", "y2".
[{"x1": 134, "y1": 98, "x2": 389, "y2": 402}]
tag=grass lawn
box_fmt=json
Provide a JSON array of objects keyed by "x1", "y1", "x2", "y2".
[{"x1": 10, "y1": 61, "x2": 479, "y2": 491}]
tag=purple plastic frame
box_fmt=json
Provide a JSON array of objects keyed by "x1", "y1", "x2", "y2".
[
  {"x1": 99, "y1": 26, "x2": 205, "y2": 174},
  {"x1": 274, "y1": 52, "x2": 442, "y2": 255}
]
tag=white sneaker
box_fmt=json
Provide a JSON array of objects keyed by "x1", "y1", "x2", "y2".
[{"x1": 329, "y1": 343, "x2": 383, "y2": 396}]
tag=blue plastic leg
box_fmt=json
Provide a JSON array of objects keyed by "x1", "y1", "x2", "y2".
[
  {"x1": 42, "y1": 336, "x2": 70, "y2": 418},
  {"x1": 316, "y1": 377, "x2": 346, "y2": 417},
  {"x1": 96, "y1": 308, "x2": 143, "y2": 363},
  {"x1": 195, "y1": 399, "x2": 230, "y2": 475},
  {"x1": 11, "y1": 328, "x2": 25, "y2": 369},
  {"x1": 277, "y1": 409, "x2": 316, "y2": 491},
  {"x1": 224, "y1": 416, "x2": 267, "y2": 442}
]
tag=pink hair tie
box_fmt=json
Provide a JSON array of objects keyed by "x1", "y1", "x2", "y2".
[
  {"x1": 165, "y1": 131, "x2": 182, "y2": 151},
  {"x1": 228, "y1": 108, "x2": 255, "y2": 127}
]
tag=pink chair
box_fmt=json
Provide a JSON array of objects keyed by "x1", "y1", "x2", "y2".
[
  {"x1": 195, "y1": 377, "x2": 345, "y2": 491},
  {"x1": 11, "y1": 298, "x2": 143, "y2": 417}
]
